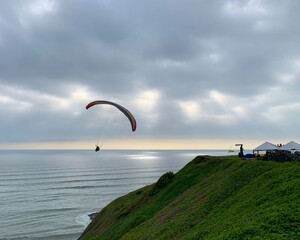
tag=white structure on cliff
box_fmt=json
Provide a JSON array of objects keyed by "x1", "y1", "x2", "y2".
[{"x1": 253, "y1": 141, "x2": 300, "y2": 154}]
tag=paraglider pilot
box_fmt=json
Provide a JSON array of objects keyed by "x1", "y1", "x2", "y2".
[
  {"x1": 95, "y1": 143, "x2": 103, "y2": 152},
  {"x1": 95, "y1": 145, "x2": 100, "y2": 152}
]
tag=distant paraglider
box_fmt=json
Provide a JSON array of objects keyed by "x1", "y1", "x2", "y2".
[{"x1": 86, "y1": 100, "x2": 137, "y2": 132}]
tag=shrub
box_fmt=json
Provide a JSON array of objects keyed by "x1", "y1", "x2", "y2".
[
  {"x1": 118, "y1": 209, "x2": 130, "y2": 219},
  {"x1": 149, "y1": 171, "x2": 175, "y2": 196},
  {"x1": 155, "y1": 171, "x2": 175, "y2": 189},
  {"x1": 193, "y1": 155, "x2": 211, "y2": 164}
]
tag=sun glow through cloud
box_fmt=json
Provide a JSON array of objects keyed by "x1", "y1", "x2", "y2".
[
  {"x1": 179, "y1": 101, "x2": 201, "y2": 121},
  {"x1": 29, "y1": 0, "x2": 55, "y2": 15}
]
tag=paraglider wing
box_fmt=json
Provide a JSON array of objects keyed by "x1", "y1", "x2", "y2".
[{"x1": 86, "y1": 100, "x2": 137, "y2": 132}]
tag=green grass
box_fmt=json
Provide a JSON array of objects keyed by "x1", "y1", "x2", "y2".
[{"x1": 79, "y1": 156, "x2": 300, "y2": 240}]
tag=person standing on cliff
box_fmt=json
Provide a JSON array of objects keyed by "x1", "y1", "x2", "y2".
[{"x1": 239, "y1": 144, "x2": 244, "y2": 159}]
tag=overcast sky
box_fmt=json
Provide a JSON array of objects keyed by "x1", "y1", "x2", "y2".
[{"x1": 1, "y1": 0, "x2": 300, "y2": 149}]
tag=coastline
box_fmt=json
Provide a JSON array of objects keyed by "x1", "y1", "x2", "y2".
[{"x1": 0, "y1": 150, "x2": 231, "y2": 239}]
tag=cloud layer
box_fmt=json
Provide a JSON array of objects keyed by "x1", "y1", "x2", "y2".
[{"x1": 1, "y1": 0, "x2": 300, "y2": 146}]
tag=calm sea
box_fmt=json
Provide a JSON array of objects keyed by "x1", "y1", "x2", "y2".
[{"x1": 0, "y1": 149, "x2": 230, "y2": 240}]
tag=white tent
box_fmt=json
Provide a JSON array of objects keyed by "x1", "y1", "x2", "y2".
[
  {"x1": 253, "y1": 142, "x2": 277, "y2": 154},
  {"x1": 280, "y1": 141, "x2": 300, "y2": 151}
]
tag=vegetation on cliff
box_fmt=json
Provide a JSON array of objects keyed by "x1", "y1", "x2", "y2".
[{"x1": 80, "y1": 155, "x2": 299, "y2": 240}]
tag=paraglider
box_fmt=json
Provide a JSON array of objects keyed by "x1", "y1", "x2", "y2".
[
  {"x1": 86, "y1": 100, "x2": 137, "y2": 132},
  {"x1": 86, "y1": 100, "x2": 137, "y2": 152}
]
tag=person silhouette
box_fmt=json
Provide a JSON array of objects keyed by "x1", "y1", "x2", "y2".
[
  {"x1": 239, "y1": 144, "x2": 244, "y2": 159},
  {"x1": 95, "y1": 143, "x2": 103, "y2": 152},
  {"x1": 95, "y1": 145, "x2": 100, "y2": 151}
]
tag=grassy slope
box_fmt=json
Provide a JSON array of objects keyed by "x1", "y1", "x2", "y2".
[{"x1": 79, "y1": 156, "x2": 300, "y2": 240}]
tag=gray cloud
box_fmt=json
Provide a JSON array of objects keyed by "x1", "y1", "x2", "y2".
[{"x1": 0, "y1": 0, "x2": 300, "y2": 145}]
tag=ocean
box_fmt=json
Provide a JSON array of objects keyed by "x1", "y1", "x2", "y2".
[{"x1": 0, "y1": 149, "x2": 231, "y2": 240}]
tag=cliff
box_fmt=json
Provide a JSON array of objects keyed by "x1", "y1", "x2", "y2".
[{"x1": 79, "y1": 155, "x2": 299, "y2": 240}]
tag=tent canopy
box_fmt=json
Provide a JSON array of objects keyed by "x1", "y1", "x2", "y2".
[
  {"x1": 280, "y1": 141, "x2": 300, "y2": 151},
  {"x1": 253, "y1": 141, "x2": 300, "y2": 152},
  {"x1": 253, "y1": 142, "x2": 277, "y2": 151}
]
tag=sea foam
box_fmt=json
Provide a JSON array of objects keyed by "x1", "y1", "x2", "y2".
[{"x1": 76, "y1": 213, "x2": 92, "y2": 228}]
